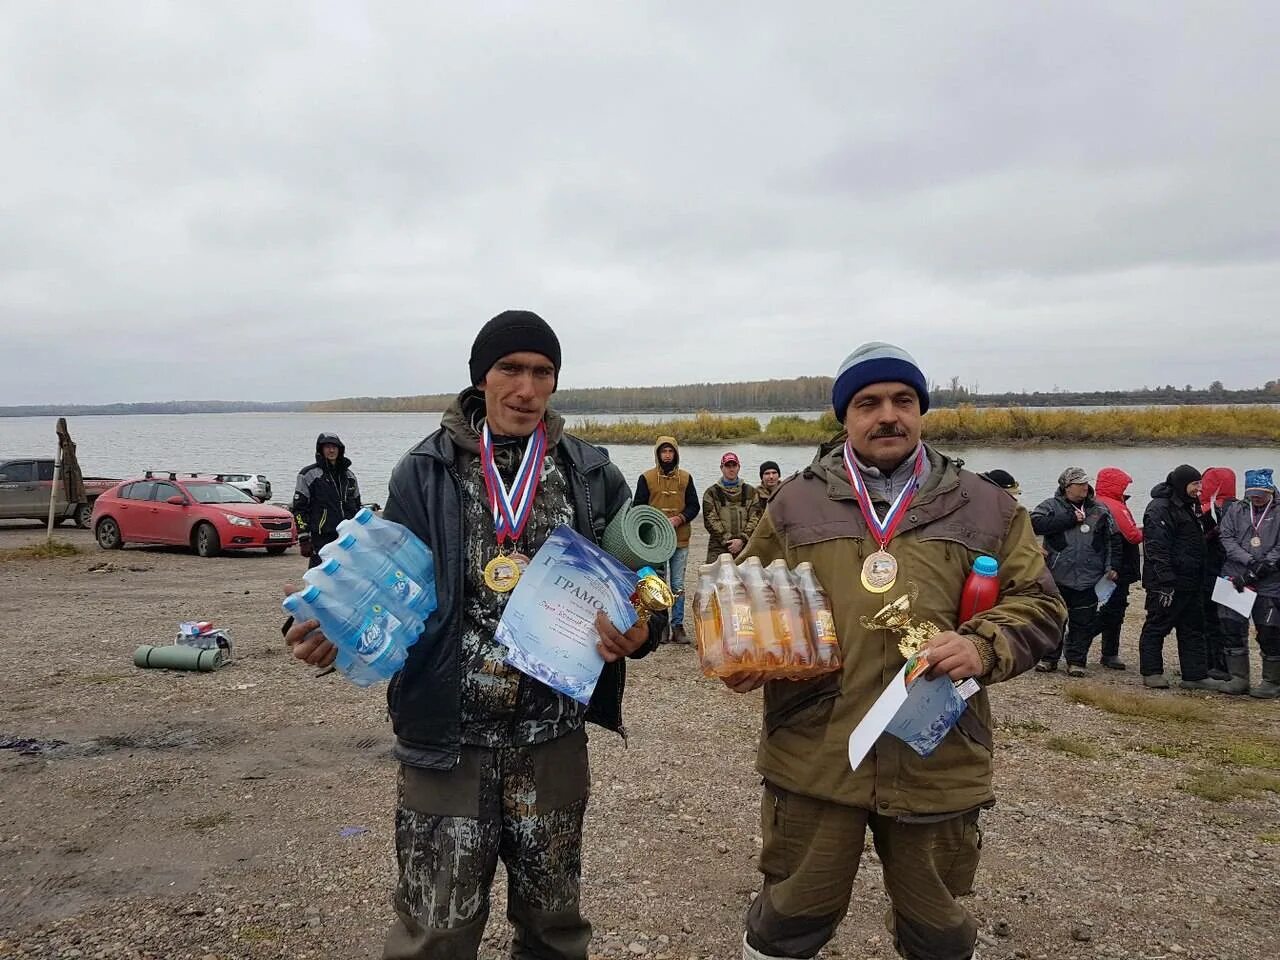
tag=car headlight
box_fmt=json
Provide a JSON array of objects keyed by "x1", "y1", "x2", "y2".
[{"x1": 225, "y1": 514, "x2": 254, "y2": 527}]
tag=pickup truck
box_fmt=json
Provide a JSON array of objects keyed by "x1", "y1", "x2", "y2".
[{"x1": 0, "y1": 456, "x2": 119, "y2": 528}]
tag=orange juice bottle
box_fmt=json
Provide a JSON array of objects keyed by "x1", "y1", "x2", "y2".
[
  {"x1": 692, "y1": 564, "x2": 724, "y2": 676},
  {"x1": 714, "y1": 553, "x2": 754, "y2": 667},
  {"x1": 795, "y1": 562, "x2": 841, "y2": 669},
  {"x1": 768, "y1": 559, "x2": 814, "y2": 674},
  {"x1": 740, "y1": 557, "x2": 785, "y2": 668}
]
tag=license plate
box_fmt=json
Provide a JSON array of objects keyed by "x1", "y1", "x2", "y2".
[{"x1": 268, "y1": 530, "x2": 291, "y2": 540}]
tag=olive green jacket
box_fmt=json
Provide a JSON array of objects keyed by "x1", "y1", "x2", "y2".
[{"x1": 740, "y1": 442, "x2": 1065, "y2": 816}]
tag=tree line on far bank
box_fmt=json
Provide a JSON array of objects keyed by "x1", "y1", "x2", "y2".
[{"x1": 305, "y1": 377, "x2": 1280, "y2": 415}]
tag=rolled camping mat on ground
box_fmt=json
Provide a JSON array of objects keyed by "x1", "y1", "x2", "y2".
[
  {"x1": 133, "y1": 644, "x2": 226, "y2": 672},
  {"x1": 602, "y1": 504, "x2": 678, "y2": 570}
]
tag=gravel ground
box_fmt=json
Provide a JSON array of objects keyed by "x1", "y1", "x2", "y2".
[{"x1": 1, "y1": 521, "x2": 1278, "y2": 960}]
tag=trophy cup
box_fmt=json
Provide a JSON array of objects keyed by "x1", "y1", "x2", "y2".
[
  {"x1": 632, "y1": 566, "x2": 675, "y2": 628},
  {"x1": 860, "y1": 585, "x2": 941, "y2": 660}
]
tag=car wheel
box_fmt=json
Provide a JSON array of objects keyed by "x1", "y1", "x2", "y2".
[
  {"x1": 266, "y1": 545, "x2": 288, "y2": 556},
  {"x1": 194, "y1": 522, "x2": 221, "y2": 558},
  {"x1": 74, "y1": 502, "x2": 94, "y2": 529},
  {"x1": 96, "y1": 517, "x2": 123, "y2": 550}
]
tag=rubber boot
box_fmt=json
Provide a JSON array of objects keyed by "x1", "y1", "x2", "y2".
[
  {"x1": 1222, "y1": 649, "x2": 1251, "y2": 695},
  {"x1": 1250, "y1": 657, "x2": 1280, "y2": 700},
  {"x1": 1178, "y1": 676, "x2": 1229, "y2": 692}
]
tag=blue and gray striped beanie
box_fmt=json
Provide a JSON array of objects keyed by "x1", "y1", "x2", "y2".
[{"x1": 832, "y1": 342, "x2": 930, "y2": 420}]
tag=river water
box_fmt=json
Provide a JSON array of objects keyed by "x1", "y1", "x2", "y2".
[{"x1": 2, "y1": 412, "x2": 1274, "y2": 516}]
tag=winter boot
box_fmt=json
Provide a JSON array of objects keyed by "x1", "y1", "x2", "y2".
[
  {"x1": 1143, "y1": 674, "x2": 1170, "y2": 689},
  {"x1": 1178, "y1": 676, "x2": 1229, "y2": 692},
  {"x1": 1222, "y1": 649, "x2": 1251, "y2": 695},
  {"x1": 1250, "y1": 657, "x2": 1280, "y2": 700},
  {"x1": 1101, "y1": 655, "x2": 1127, "y2": 670}
]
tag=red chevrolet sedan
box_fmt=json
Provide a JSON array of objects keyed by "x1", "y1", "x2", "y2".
[{"x1": 91, "y1": 472, "x2": 297, "y2": 557}]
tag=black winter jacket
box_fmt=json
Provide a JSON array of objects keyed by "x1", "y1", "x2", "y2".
[
  {"x1": 381, "y1": 397, "x2": 664, "y2": 770},
  {"x1": 292, "y1": 433, "x2": 362, "y2": 550},
  {"x1": 1141, "y1": 482, "x2": 1205, "y2": 592}
]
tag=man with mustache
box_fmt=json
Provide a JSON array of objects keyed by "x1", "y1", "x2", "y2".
[
  {"x1": 724, "y1": 341, "x2": 1065, "y2": 960},
  {"x1": 285, "y1": 310, "x2": 664, "y2": 958}
]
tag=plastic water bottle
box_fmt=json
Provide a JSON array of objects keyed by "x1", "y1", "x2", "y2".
[
  {"x1": 740, "y1": 557, "x2": 786, "y2": 666},
  {"x1": 319, "y1": 535, "x2": 436, "y2": 621},
  {"x1": 282, "y1": 583, "x2": 408, "y2": 687},
  {"x1": 305, "y1": 554, "x2": 427, "y2": 635},
  {"x1": 330, "y1": 508, "x2": 432, "y2": 583},
  {"x1": 794, "y1": 562, "x2": 841, "y2": 668},
  {"x1": 767, "y1": 559, "x2": 814, "y2": 672},
  {"x1": 959, "y1": 555, "x2": 1000, "y2": 623},
  {"x1": 692, "y1": 564, "x2": 724, "y2": 676}
]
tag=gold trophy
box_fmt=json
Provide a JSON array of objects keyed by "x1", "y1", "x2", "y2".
[
  {"x1": 860, "y1": 585, "x2": 940, "y2": 660},
  {"x1": 632, "y1": 567, "x2": 675, "y2": 628}
]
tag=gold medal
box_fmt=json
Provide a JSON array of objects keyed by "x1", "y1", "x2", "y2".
[
  {"x1": 860, "y1": 550, "x2": 898, "y2": 593},
  {"x1": 483, "y1": 554, "x2": 523, "y2": 593}
]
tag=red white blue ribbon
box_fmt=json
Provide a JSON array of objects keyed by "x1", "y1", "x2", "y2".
[
  {"x1": 842, "y1": 441, "x2": 925, "y2": 549},
  {"x1": 480, "y1": 422, "x2": 547, "y2": 546}
]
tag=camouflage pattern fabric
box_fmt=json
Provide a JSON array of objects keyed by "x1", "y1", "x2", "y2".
[{"x1": 384, "y1": 730, "x2": 592, "y2": 960}]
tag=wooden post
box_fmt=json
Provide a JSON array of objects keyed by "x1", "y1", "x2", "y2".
[{"x1": 46, "y1": 443, "x2": 63, "y2": 541}]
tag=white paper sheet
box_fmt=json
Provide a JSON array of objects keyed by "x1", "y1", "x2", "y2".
[
  {"x1": 847, "y1": 663, "x2": 910, "y2": 772},
  {"x1": 1094, "y1": 576, "x2": 1116, "y2": 604},
  {"x1": 1212, "y1": 576, "x2": 1257, "y2": 618}
]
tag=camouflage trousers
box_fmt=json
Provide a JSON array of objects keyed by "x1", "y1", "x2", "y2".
[
  {"x1": 745, "y1": 782, "x2": 981, "y2": 960},
  {"x1": 383, "y1": 729, "x2": 591, "y2": 960}
]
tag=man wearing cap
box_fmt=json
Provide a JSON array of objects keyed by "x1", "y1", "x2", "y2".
[
  {"x1": 1030, "y1": 468, "x2": 1123, "y2": 676},
  {"x1": 757, "y1": 460, "x2": 784, "y2": 506},
  {"x1": 634, "y1": 436, "x2": 699, "y2": 643},
  {"x1": 1216, "y1": 467, "x2": 1280, "y2": 698},
  {"x1": 725, "y1": 341, "x2": 1065, "y2": 960},
  {"x1": 1137, "y1": 464, "x2": 1226, "y2": 691},
  {"x1": 703, "y1": 451, "x2": 762, "y2": 561},
  {"x1": 977, "y1": 469, "x2": 1020, "y2": 497},
  {"x1": 284, "y1": 310, "x2": 664, "y2": 958}
]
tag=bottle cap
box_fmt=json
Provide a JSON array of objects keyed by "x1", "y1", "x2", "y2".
[
  {"x1": 974, "y1": 555, "x2": 999, "y2": 577},
  {"x1": 322, "y1": 557, "x2": 340, "y2": 573},
  {"x1": 300, "y1": 584, "x2": 320, "y2": 602},
  {"x1": 354, "y1": 508, "x2": 372, "y2": 525},
  {"x1": 338, "y1": 533, "x2": 357, "y2": 549}
]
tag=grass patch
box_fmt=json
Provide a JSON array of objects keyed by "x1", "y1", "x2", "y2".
[
  {"x1": 237, "y1": 925, "x2": 279, "y2": 943},
  {"x1": 1217, "y1": 738, "x2": 1280, "y2": 771},
  {"x1": 1136, "y1": 742, "x2": 1191, "y2": 759},
  {"x1": 569, "y1": 405, "x2": 1280, "y2": 446},
  {"x1": 1259, "y1": 833, "x2": 1280, "y2": 845},
  {"x1": 1046, "y1": 734, "x2": 1101, "y2": 758},
  {"x1": 1181, "y1": 769, "x2": 1280, "y2": 802},
  {"x1": 83, "y1": 674, "x2": 127, "y2": 685},
  {"x1": 0, "y1": 539, "x2": 82, "y2": 562},
  {"x1": 1064, "y1": 684, "x2": 1211, "y2": 723},
  {"x1": 999, "y1": 718, "x2": 1049, "y2": 735},
  {"x1": 184, "y1": 811, "x2": 232, "y2": 831}
]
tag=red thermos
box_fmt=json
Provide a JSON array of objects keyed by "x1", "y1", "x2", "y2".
[{"x1": 959, "y1": 555, "x2": 1000, "y2": 623}]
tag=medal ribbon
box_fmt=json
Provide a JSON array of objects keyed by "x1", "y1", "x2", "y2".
[
  {"x1": 480, "y1": 422, "x2": 547, "y2": 546},
  {"x1": 1251, "y1": 500, "x2": 1273, "y2": 538},
  {"x1": 842, "y1": 441, "x2": 925, "y2": 550}
]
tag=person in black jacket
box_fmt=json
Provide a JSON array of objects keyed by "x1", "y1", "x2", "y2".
[
  {"x1": 1137, "y1": 464, "x2": 1228, "y2": 691},
  {"x1": 291, "y1": 432, "x2": 362, "y2": 568},
  {"x1": 285, "y1": 310, "x2": 663, "y2": 959}
]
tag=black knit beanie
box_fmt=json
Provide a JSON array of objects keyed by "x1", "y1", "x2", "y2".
[
  {"x1": 1167, "y1": 463, "x2": 1202, "y2": 500},
  {"x1": 759, "y1": 460, "x2": 781, "y2": 478},
  {"x1": 468, "y1": 310, "x2": 562, "y2": 389}
]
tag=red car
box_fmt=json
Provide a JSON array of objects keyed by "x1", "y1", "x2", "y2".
[{"x1": 91, "y1": 472, "x2": 297, "y2": 557}]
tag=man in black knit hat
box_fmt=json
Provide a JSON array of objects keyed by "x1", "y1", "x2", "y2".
[{"x1": 285, "y1": 310, "x2": 664, "y2": 958}]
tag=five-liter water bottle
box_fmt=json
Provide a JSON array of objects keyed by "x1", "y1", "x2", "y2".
[
  {"x1": 287, "y1": 509, "x2": 437, "y2": 686},
  {"x1": 283, "y1": 583, "x2": 409, "y2": 686}
]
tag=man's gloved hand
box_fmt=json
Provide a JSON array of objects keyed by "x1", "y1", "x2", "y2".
[
  {"x1": 1246, "y1": 561, "x2": 1263, "y2": 586},
  {"x1": 1230, "y1": 575, "x2": 1248, "y2": 593},
  {"x1": 1155, "y1": 590, "x2": 1174, "y2": 608},
  {"x1": 299, "y1": 538, "x2": 312, "y2": 558},
  {"x1": 1258, "y1": 560, "x2": 1278, "y2": 580}
]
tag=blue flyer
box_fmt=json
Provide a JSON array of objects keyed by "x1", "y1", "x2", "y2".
[
  {"x1": 495, "y1": 525, "x2": 640, "y2": 704},
  {"x1": 884, "y1": 672, "x2": 968, "y2": 757}
]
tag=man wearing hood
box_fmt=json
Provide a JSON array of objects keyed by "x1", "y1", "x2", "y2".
[
  {"x1": 1091, "y1": 468, "x2": 1144, "y2": 670},
  {"x1": 634, "y1": 437, "x2": 699, "y2": 643},
  {"x1": 291, "y1": 432, "x2": 363, "y2": 568},
  {"x1": 1137, "y1": 465, "x2": 1227, "y2": 691},
  {"x1": 1216, "y1": 468, "x2": 1280, "y2": 698},
  {"x1": 724, "y1": 341, "x2": 1065, "y2": 960},
  {"x1": 1198, "y1": 468, "x2": 1238, "y2": 680},
  {"x1": 703, "y1": 451, "x2": 763, "y2": 561},
  {"x1": 1031, "y1": 468, "x2": 1123, "y2": 676},
  {"x1": 285, "y1": 310, "x2": 664, "y2": 958}
]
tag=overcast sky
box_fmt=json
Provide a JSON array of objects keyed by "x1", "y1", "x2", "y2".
[{"x1": 2, "y1": 3, "x2": 1277, "y2": 406}]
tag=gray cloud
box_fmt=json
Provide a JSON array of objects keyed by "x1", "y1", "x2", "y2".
[{"x1": 2, "y1": 2, "x2": 1277, "y2": 405}]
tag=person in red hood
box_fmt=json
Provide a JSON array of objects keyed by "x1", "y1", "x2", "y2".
[
  {"x1": 1092, "y1": 468, "x2": 1143, "y2": 669},
  {"x1": 1198, "y1": 468, "x2": 1239, "y2": 679}
]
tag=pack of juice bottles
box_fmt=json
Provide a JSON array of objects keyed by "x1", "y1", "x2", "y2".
[{"x1": 692, "y1": 554, "x2": 842, "y2": 679}]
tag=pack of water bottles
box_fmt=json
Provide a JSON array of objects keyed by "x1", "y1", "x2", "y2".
[{"x1": 281, "y1": 508, "x2": 437, "y2": 687}]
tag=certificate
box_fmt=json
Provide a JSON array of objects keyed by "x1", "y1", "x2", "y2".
[{"x1": 495, "y1": 525, "x2": 640, "y2": 704}]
